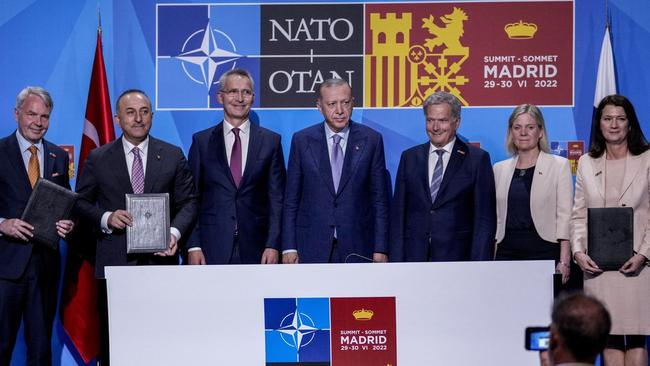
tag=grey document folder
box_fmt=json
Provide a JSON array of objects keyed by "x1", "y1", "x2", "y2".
[{"x1": 126, "y1": 193, "x2": 170, "y2": 253}]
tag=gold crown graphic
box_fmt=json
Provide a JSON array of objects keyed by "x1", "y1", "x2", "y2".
[
  {"x1": 504, "y1": 20, "x2": 538, "y2": 39},
  {"x1": 352, "y1": 308, "x2": 374, "y2": 321}
]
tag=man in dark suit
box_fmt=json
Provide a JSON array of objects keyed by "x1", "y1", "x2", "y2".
[
  {"x1": 187, "y1": 68, "x2": 285, "y2": 265},
  {"x1": 76, "y1": 89, "x2": 198, "y2": 276},
  {"x1": 75, "y1": 89, "x2": 197, "y2": 365},
  {"x1": 390, "y1": 91, "x2": 496, "y2": 262},
  {"x1": 0, "y1": 87, "x2": 74, "y2": 365},
  {"x1": 282, "y1": 78, "x2": 389, "y2": 264}
]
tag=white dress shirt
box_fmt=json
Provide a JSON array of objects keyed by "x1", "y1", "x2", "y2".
[
  {"x1": 428, "y1": 137, "x2": 456, "y2": 184},
  {"x1": 16, "y1": 130, "x2": 44, "y2": 178},
  {"x1": 223, "y1": 119, "x2": 250, "y2": 174},
  {"x1": 324, "y1": 122, "x2": 350, "y2": 159},
  {"x1": 121, "y1": 136, "x2": 149, "y2": 179}
]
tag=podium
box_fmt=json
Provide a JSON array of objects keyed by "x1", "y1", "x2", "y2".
[{"x1": 106, "y1": 261, "x2": 554, "y2": 365}]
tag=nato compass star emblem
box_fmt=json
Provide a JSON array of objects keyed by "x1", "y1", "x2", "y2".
[
  {"x1": 175, "y1": 22, "x2": 241, "y2": 89},
  {"x1": 277, "y1": 309, "x2": 320, "y2": 350}
]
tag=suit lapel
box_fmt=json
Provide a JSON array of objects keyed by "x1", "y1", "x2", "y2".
[
  {"x1": 240, "y1": 123, "x2": 261, "y2": 188},
  {"x1": 5, "y1": 133, "x2": 31, "y2": 194},
  {"x1": 530, "y1": 152, "x2": 546, "y2": 193},
  {"x1": 619, "y1": 153, "x2": 642, "y2": 201},
  {"x1": 416, "y1": 143, "x2": 431, "y2": 202},
  {"x1": 210, "y1": 122, "x2": 237, "y2": 189},
  {"x1": 144, "y1": 138, "x2": 162, "y2": 193},
  {"x1": 337, "y1": 122, "x2": 367, "y2": 194},
  {"x1": 590, "y1": 155, "x2": 606, "y2": 203},
  {"x1": 505, "y1": 155, "x2": 518, "y2": 192},
  {"x1": 307, "y1": 126, "x2": 336, "y2": 196},
  {"x1": 42, "y1": 142, "x2": 57, "y2": 181},
  {"x1": 109, "y1": 137, "x2": 134, "y2": 194},
  {"x1": 434, "y1": 139, "x2": 467, "y2": 206}
]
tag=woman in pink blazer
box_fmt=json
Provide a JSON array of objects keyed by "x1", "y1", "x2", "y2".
[
  {"x1": 493, "y1": 104, "x2": 573, "y2": 283},
  {"x1": 571, "y1": 95, "x2": 650, "y2": 366}
]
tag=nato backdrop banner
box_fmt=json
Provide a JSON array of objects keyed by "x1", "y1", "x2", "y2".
[{"x1": 156, "y1": 1, "x2": 573, "y2": 110}]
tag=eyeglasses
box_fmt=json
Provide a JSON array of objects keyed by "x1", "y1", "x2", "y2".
[{"x1": 220, "y1": 88, "x2": 254, "y2": 99}]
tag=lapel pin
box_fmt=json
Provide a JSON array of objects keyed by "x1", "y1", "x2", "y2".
[
  {"x1": 157, "y1": 154, "x2": 161, "y2": 160},
  {"x1": 538, "y1": 171, "x2": 542, "y2": 175},
  {"x1": 52, "y1": 172, "x2": 60, "y2": 177},
  {"x1": 457, "y1": 149, "x2": 465, "y2": 155},
  {"x1": 355, "y1": 145, "x2": 360, "y2": 151},
  {"x1": 49, "y1": 152, "x2": 57, "y2": 158},
  {"x1": 595, "y1": 171, "x2": 602, "y2": 176}
]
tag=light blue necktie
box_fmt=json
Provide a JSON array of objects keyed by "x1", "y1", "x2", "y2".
[
  {"x1": 430, "y1": 149, "x2": 444, "y2": 203},
  {"x1": 331, "y1": 134, "x2": 343, "y2": 191}
]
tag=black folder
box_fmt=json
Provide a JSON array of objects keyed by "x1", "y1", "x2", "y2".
[
  {"x1": 21, "y1": 179, "x2": 77, "y2": 250},
  {"x1": 587, "y1": 207, "x2": 634, "y2": 271}
]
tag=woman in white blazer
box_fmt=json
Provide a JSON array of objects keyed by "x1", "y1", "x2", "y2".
[
  {"x1": 493, "y1": 104, "x2": 573, "y2": 283},
  {"x1": 571, "y1": 95, "x2": 650, "y2": 366}
]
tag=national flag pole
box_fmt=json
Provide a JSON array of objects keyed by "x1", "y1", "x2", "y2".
[
  {"x1": 593, "y1": 17, "x2": 617, "y2": 107},
  {"x1": 61, "y1": 18, "x2": 115, "y2": 364}
]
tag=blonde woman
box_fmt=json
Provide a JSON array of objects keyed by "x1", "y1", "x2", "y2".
[{"x1": 493, "y1": 104, "x2": 572, "y2": 283}]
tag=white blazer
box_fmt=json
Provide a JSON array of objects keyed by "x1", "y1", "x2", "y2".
[
  {"x1": 570, "y1": 151, "x2": 650, "y2": 260},
  {"x1": 494, "y1": 151, "x2": 573, "y2": 244}
]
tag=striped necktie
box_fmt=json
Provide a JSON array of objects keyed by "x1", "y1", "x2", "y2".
[
  {"x1": 131, "y1": 146, "x2": 145, "y2": 194},
  {"x1": 430, "y1": 149, "x2": 445, "y2": 203}
]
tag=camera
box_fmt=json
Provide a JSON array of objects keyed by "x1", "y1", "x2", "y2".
[{"x1": 525, "y1": 326, "x2": 550, "y2": 351}]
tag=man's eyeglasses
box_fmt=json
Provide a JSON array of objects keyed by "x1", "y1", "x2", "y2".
[{"x1": 220, "y1": 88, "x2": 254, "y2": 98}]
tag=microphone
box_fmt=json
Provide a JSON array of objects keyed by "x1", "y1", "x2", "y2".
[{"x1": 345, "y1": 253, "x2": 374, "y2": 263}]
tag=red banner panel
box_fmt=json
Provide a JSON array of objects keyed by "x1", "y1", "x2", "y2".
[
  {"x1": 364, "y1": 1, "x2": 573, "y2": 107},
  {"x1": 330, "y1": 297, "x2": 397, "y2": 365}
]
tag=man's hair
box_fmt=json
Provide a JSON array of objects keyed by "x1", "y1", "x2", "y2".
[
  {"x1": 422, "y1": 91, "x2": 461, "y2": 120},
  {"x1": 551, "y1": 293, "x2": 611, "y2": 362},
  {"x1": 16, "y1": 86, "x2": 53, "y2": 111},
  {"x1": 317, "y1": 78, "x2": 351, "y2": 101},
  {"x1": 115, "y1": 89, "x2": 150, "y2": 113},
  {"x1": 218, "y1": 68, "x2": 255, "y2": 91}
]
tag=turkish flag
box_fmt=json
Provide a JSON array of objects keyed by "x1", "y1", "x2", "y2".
[{"x1": 60, "y1": 27, "x2": 115, "y2": 364}]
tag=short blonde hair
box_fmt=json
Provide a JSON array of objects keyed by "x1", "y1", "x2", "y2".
[{"x1": 505, "y1": 104, "x2": 550, "y2": 156}]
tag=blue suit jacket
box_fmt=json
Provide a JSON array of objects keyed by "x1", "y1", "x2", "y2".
[
  {"x1": 187, "y1": 122, "x2": 286, "y2": 264},
  {"x1": 75, "y1": 136, "x2": 198, "y2": 278},
  {"x1": 282, "y1": 121, "x2": 389, "y2": 263},
  {"x1": 390, "y1": 138, "x2": 496, "y2": 262},
  {"x1": 0, "y1": 132, "x2": 70, "y2": 280}
]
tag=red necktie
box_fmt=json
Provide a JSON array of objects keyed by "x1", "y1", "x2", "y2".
[{"x1": 230, "y1": 128, "x2": 242, "y2": 187}]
